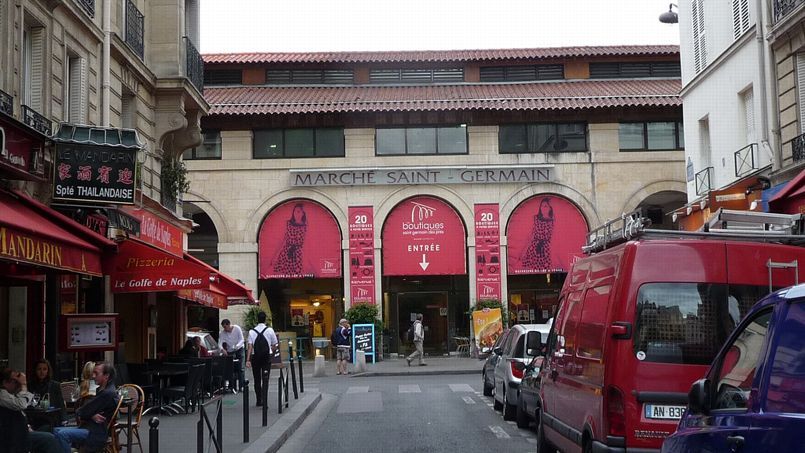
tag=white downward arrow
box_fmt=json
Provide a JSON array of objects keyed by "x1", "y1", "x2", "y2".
[{"x1": 419, "y1": 254, "x2": 430, "y2": 271}]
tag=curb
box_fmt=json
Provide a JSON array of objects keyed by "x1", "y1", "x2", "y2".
[
  {"x1": 351, "y1": 368, "x2": 482, "y2": 377},
  {"x1": 241, "y1": 392, "x2": 323, "y2": 453}
]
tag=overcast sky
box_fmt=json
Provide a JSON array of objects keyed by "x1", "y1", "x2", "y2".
[{"x1": 200, "y1": 0, "x2": 680, "y2": 54}]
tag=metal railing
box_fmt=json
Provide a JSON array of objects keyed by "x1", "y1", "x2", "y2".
[
  {"x1": 197, "y1": 396, "x2": 223, "y2": 453},
  {"x1": 774, "y1": 0, "x2": 805, "y2": 22},
  {"x1": 77, "y1": 0, "x2": 95, "y2": 17},
  {"x1": 695, "y1": 166, "x2": 713, "y2": 196},
  {"x1": 185, "y1": 37, "x2": 204, "y2": 93},
  {"x1": 793, "y1": 132, "x2": 805, "y2": 163},
  {"x1": 125, "y1": 0, "x2": 145, "y2": 59},
  {"x1": 734, "y1": 143, "x2": 759, "y2": 177},
  {"x1": 0, "y1": 89, "x2": 12, "y2": 116},
  {"x1": 22, "y1": 105, "x2": 51, "y2": 136}
]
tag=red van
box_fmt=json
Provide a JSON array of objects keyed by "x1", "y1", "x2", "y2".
[{"x1": 534, "y1": 212, "x2": 805, "y2": 453}]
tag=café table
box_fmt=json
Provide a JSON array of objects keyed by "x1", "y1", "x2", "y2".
[
  {"x1": 24, "y1": 406, "x2": 63, "y2": 431},
  {"x1": 141, "y1": 365, "x2": 189, "y2": 416}
]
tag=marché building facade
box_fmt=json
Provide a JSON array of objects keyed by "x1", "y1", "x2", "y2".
[{"x1": 187, "y1": 45, "x2": 687, "y2": 356}]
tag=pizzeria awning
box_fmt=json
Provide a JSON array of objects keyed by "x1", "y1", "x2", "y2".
[
  {"x1": 0, "y1": 189, "x2": 113, "y2": 276},
  {"x1": 184, "y1": 253, "x2": 256, "y2": 305},
  {"x1": 176, "y1": 286, "x2": 228, "y2": 310},
  {"x1": 109, "y1": 239, "x2": 211, "y2": 293}
]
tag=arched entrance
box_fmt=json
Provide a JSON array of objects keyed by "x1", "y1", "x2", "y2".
[
  {"x1": 185, "y1": 204, "x2": 223, "y2": 336},
  {"x1": 505, "y1": 194, "x2": 588, "y2": 326},
  {"x1": 257, "y1": 199, "x2": 343, "y2": 352},
  {"x1": 381, "y1": 196, "x2": 468, "y2": 356},
  {"x1": 635, "y1": 191, "x2": 687, "y2": 230}
]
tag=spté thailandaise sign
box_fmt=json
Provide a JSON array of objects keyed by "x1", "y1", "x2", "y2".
[{"x1": 53, "y1": 143, "x2": 137, "y2": 204}]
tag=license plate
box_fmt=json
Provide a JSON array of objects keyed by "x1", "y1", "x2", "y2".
[{"x1": 644, "y1": 404, "x2": 686, "y2": 420}]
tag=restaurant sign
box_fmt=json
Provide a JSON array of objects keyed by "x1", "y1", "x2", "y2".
[
  {"x1": 290, "y1": 165, "x2": 553, "y2": 187},
  {"x1": 0, "y1": 226, "x2": 101, "y2": 275},
  {"x1": 52, "y1": 143, "x2": 137, "y2": 204},
  {"x1": 0, "y1": 122, "x2": 45, "y2": 180}
]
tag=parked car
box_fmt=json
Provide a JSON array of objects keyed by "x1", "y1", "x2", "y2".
[
  {"x1": 493, "y1": 322, "x2": 551, "y2": 420},
  {"x1": 662, "y1": 284, "x2": 805, "y2": 452},
  {"x1": 482, "y1": 328, "x2": 508, "y2": 396},
  {"x1": 186, "y1": 331, "x2": 224, "y2": 356},
  {"x1": 536, "y1": 232, "x2": 805, "y2": 453},
  {"x1": 516, "y1": 352, "x2": 545, "y2": 429}
]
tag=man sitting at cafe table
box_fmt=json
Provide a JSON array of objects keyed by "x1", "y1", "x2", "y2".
[
  {"x1": 0, "y1": 367, "x2": 61, "y2": 453},
  {"x1": 53, "y1": 363, "x2": 119, "y2": 453}
]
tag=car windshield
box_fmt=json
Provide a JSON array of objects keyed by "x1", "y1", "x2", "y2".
[{"x1": 634, "y1": 283, "x2": 768, "y2": 365}]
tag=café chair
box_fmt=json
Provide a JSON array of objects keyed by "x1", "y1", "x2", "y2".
[
  {"x1": 114, "y1": 384, "x2": 145, "y2": 453},
  {"x1": 162, "y1": 364, "x2": 204, "y2": 414}
]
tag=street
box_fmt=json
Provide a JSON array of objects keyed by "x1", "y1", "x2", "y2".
[{"x1": 278, "y1": 373, "x2": 537, "y2": 453}]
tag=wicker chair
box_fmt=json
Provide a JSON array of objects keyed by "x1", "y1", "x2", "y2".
[{"x1": 114, "y1": 384, "x2": 145, "y2": 453}]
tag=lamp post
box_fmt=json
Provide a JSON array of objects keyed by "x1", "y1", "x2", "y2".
[{"x1": 659, "y1": 3, "x2": 678, "y2": 24}]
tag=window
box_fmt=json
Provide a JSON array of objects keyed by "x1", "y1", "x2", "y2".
[
  {"x1": 22, "y1": 24, "x2": 45, "y2": 111},
  {"x1": 204, "y1": 69, "x2": 242, "y2": 85},
  {"x1": 253, "y1": 128, "x2": 345, "y2": 158},
  {"x1": 766, "y1": 303, "x2": 805, "y2": 414},
  {"x1": 67, "y1": 55, "x2": 88, "y2": 123},
  {"x1": 712, "y1": 310, "x2": 771, "y2": 410},
  {"x1": 732, "y1": 0, "x2": 750, "y2": 39},
  {"x1": 692, "y1": 0, "x2": 707, "y2": 73},
  {"x1": 499, "y1": 123, "x2": 588, "y2": 153},
  {"x1": 266, "y1": 69, "x2": 354, "y2": 85},
  {"x1": 368, "y1": 68, "x2": 463, "y2": 84},
  {"x1": 184, "y1": 131, "x2": 221, "y2": 160},
  {"x1": 589, "y1": 62, "x2": 681, "y2": 79},
  {"x1": 376, "y1": 126, "x2": 467, "y2": 155},
  {"x1": 634, "y1": 283, "x2": 763, "y2": 365},
  {"x1": 121, "y1": 91, "x2": 136, "y2": 129},
  {"x1": 619, "y1": 122, "x2": 684, "y2": 151},
  {"x1": 742, "y1": 89, "x2": 755, "y2": 145},
  {"x1": 479, "y1": 65, "x2": 564, "y2": 82},
  {"x1": 577, "y1": 286, "x2": 610, "y2": 360}
]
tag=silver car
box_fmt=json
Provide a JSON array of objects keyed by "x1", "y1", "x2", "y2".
[
  {"x1": 186, "y1": 331, "x2": 224, "y2": 356},
  {"x1": 492, "y1": 321, "x2": 552, "y2": 420}
]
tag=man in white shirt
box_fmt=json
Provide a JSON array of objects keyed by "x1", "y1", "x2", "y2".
[
  {"x1": 0, "y1": 367, "x2": 61, "y2": 453},
  {"x1": 219, "y1": 319, "x2": 245, "y2": 392},
  {"x1": 246, "y1": 312, "x2": 278, "y2": 406}
]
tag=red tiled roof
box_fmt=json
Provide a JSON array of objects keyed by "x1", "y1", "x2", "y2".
[
  {"x1": 205, "y1": 79, "x2": 681, "y2": 116},
  {"x1": 203, "y1": 45, "x2": 679, "y2": 65}
]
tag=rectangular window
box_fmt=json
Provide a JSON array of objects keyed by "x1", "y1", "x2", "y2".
[
  {"x1": 692, "y1": 0, "x2": 707, "y2": 73},
  {"x1": 375, "y1": 126, "x2": 468, "y2": 155},
  {"x1": 766, "y1": 303, "x2": 805, "y2": 414},
  {"x1": 204, "y1": 69, "x2": 242, "y2": 85},
  {"x1": 22, "y1": 25, "x2": 45, "y2": 111},
  {"x1": 619, "y1": 121, "x2": 684, "y2": 151},
  {"x1": 732, "y1": 0, "x2": 750, "y2": 39},
  {"x1": 499, "y1": 123, "x2": 588, "y2": 153},
  {"x1": 589, "y1": 62, "x2": 681, "y2": 79},
  {"x1": 67, "y1": 55, "x2": 88, "y2": 123},
  {"x1": 577, "y1": 286, "x2": 610, "y2": 360},
  {"x1": 184, "y1": 130, "x2": 221, "y2": 160},
  {"x1": 266, "y1": 69, "x2": 354, "y2": 85},
  {"x1": 121, "y1": 91, "x2": 136, "y2": 129},
  {"x1": 253, "y1": 128, "x2": 344, "y2": 158},
  {"x1": 480, "y1": 64, "x2": 564, "y2": 82},
  {"x1": 369, "y1": 68, "x2": 463, "y2": 84}
]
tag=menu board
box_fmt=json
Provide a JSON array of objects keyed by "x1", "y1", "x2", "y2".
[
  {"x1": 60, "y1": 314, "x2": 119, "y2": 352},
  {"x1": 351, "y1": 323, "x2": 375, "y2": 364}
]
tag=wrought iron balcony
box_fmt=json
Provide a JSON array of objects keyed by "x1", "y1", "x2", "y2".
[
  {"x1": 734, "y1": 143, "x2": 759, "y2": 177},
  {"x1": 774, "y1": 0, "x2": 805, "y2": 22},
  {"x1": 77, "y1": 0, "x2": 95, "y2": 17},
  {"x1": 793, "y1": 132, "x2": 805, "y2": 163},
  {"x1": 184, "y1": 37, "x2": 204, "y2": 93},
  {"x1": 0, "y1": 89, "x2": 12, "y2": 116},
  {"x1": 22, "y1": 105, "x2": 51, "y2": 136},
  {"x1": 695, "y1": 166, "x2": 713, "y2": 196},
  {"x1": 124, "y1": 0, "x2": 144, "y2": 59}
]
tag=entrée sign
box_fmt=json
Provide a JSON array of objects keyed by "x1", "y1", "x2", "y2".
[{"x1": 290, "y1": 166, "x2": 553, "y2": 187}]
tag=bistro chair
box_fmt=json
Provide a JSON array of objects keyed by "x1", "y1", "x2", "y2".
[
  {"x1": 162, "y1": 363, "x2": 204, "y2": 414},
  {"x1": 114, "y1": 384, "x2": 145, "y2": 453},
  {"x1": 78, "y1": 393, "x2": 123, "y2": 453},
  {"x1": 60, "y1": 380, "x2": 80, "y2": 417}
]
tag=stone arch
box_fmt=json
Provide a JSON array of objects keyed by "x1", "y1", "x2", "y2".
[
  {"x1": 184, "y1": 190, "x2": 233, "y2": 243},
  {"x1": 501, "y1": 183, "x2": 598, "y2": 233},
  {"x1": 245, "y1": 188, "x2": 347, "y2": 244},
  {"x1": 374, "y1": 185, "x2": 474, "y2": 243},
  {"x1": 621, "y1": 180, "x2": 688, "y2": 215}
]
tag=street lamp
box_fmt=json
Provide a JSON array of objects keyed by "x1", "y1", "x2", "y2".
[{"x1": 659, "y1": 3, "x2": 679, "y2": 24}]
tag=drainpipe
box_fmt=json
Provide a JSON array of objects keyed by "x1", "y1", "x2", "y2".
[
  {"x1": 756, "y1": 0, "x2": 778, "y2": 168},
  {"x1": 101, "y1": 0, "x2": 111, "y2": 125}
]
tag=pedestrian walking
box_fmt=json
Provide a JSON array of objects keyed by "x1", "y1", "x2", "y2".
[
  {"x1": 332, "y1": 319, "x2": 352, "y2": 375},
  {"x1": 219, "y1": 319, "x2": 246, "y2": 391},
  {"x1": 246, "y1": 312, "x2": 278, "y2": 406},
  {"x1": 406, "y1": 314, "x2": 426, "y2": 366}
]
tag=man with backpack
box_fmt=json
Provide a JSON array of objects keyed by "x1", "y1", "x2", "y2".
[
  {"x1": 331, "y1": 319, "x2": 352, "y2": 375},
  {"x1": 246, "y1": 312, "x2": 278, "y2": 406},
  {"x1": 406, "y1": 313, "x2": 426, "y2": 366}
]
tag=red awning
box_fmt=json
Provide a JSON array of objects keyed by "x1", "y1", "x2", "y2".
[
  {"x1": 177, "y1": 286, "x2": 228, "y2": 310},
  {"x1": 109, "y1": 239, "x2": 211, "y2": 293},
  {"x1": 184, "y1": 253, "x2": 256, "y2": 305},
  {"x1": 0, "y1": 189, "x2": 113, "y2": 276},
  {"x1": 769, "y1": 169, "x2": 805, "y2": 214}
]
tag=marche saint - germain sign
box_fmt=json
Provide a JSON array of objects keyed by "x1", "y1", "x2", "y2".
[{"x1": 290, "y1": 165, "x2": 553, "y2": 187}]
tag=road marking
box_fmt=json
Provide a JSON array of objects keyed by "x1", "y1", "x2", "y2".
[
  {"x1": 489, "y1": 425, "x2": 511, "y2": 439},
  {"x1": 346, "y1": 386, "x2": 369, "y2": 394},
  {"x1": 462, "y1": 396, "x2": 476, "y2": 404},
  {"x1": 449, "y1": 383, "x2": 475, "y2": 392},
  {"x1": 486, "y1": 403, "x2": 494, "y2": 407},
  {"x1": 398, "y1": 384, "x2": 421, "y2": 393},
  {"x1": 506, "y1": 421, "x2": 516, "y2": 425},
  {"x1": 526, "y1": 438, "x2": 537, "y2": 444}
]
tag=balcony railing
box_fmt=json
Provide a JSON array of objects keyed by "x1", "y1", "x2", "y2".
[
  {"x1": 695, "y1": 166, "x2": 713, "y2": 196},
  {"x1": 124, "y1": 0, "x2": 144, "y2": 59},
  {"x1": 774, "y1": 0, "x2": 805, "y2": 22},
  {"x1": 793, "y1": 132, "x2": 805, "y2": 163},
  {"x1": 22, "y1": 105, "x2": 51, "y2": 136},
  {"x1": 734, "y1": 143, "x2": 759, "y2": 177},
  {"x1": 0, "y1": 89, "x2": 12, "y2": 116},
  {"x1": 184, "y1": 37, "x2": 204, "y2": 93},
  {"x1": 77, "y1": 0, "x2": 95, "y2": 17}
]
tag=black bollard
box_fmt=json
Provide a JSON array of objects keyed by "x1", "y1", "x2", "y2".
[
  {"x1": 261, "y1": 368, "x2": 269, "y2": 426},
  {"x1": 288, "y1": 343, "x2": 298, "y2": 400},
  {"x1": 297, "y1": 348, "x2": 304, "y2": 393},
  {"x1": 149, "y1": 417, "x2": 160, "y2": 453},
  {"x1": 277, "y1": 369, "x2": 283, "y2": 414},
  {"x1": 242, "y1": 379, "x2": 249, "y2": 443}
]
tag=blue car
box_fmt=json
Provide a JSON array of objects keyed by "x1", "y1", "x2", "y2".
[{"x1": 662, "y1": 284, "x2": 805, "y2": 452}]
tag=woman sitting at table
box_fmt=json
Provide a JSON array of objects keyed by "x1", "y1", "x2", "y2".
[
  {"x1": 78, "y1": 361, "x2": 97, "y2": 400},
  {"x1": 28, "y1": 359, "x2": 65, "y2": 429},
  {"x1": 178, "y1": 339, "x2": 198, "y2": 357}
]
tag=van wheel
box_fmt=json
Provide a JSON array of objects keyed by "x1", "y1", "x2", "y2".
[
  {"x1": 482, "y1": 373, "x2": 493, "y2": 396},
  {"x1": 535, "y1": 409, "x2": 556, "y2": 453},
  {"x1": 516, "y1": 397, "x2": 530, "y2": 429},
  {"x1": 502, "y1": 388, "x2": 517, "y2": 421}
]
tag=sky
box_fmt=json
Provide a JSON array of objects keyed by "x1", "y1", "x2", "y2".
[{"x1": 199, "y1": 0, "x2": 680, "y2": 54}]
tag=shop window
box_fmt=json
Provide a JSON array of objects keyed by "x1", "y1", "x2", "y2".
[
  {"x1": 499, "y1": 123, "x2": 588, "y2": 153},
  {"x1": 619, "y1": 121, "x2": 684, "y2": 151},
  {"x1": 376, "y1": 126, "x2": 468, "y2": 155},
  {"x1": 253, "y1": 128, "x2": 345, "y2": 158},
  {"x1": 184, "y1": 130, "x2": 222, "y2": 160}
]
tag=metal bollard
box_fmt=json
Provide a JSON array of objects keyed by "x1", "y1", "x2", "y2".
[
  {"x1": 149, "y1": 417, "x2": 160, "y2": 453},
  {"x1": 262, "y1": 368, "x2": 269, "y2": 426},
  {"x1": 242, "y1": 379, "x2": 249, "y2": 443},
  {"x1": 297, "y1": 348, "x2": 304, "y2": 393},
  {"x1": 288, "y1": 342, "x2": 299, "y2": 400},
  {"x1": 277, "y1": 369, "x2": 283, "y2": 414}
]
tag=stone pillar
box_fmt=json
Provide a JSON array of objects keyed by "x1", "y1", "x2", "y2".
[{"x1": 218, "y1": 242, "x2": 258, "y2": 327}]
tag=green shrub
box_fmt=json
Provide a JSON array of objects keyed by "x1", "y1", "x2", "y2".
[{"x1": 345, "y1": 302, "x2": 382, "y2": 330}]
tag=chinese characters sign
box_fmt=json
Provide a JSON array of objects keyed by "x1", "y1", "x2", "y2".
[
  {"x1": 349, "y1": 206, "x2": 375, "y2": 304},
  {"x1": 474, "y1": 204, "x2": 501, "y2": 301},
  {"x1": 53, "y1": 144, "x2": 137, "y2": 204},
  {"x1": 382, "y1": 196, "x2": 466, "y2": 276}
]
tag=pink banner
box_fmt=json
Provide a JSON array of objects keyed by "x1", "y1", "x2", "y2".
[
  {"x1": 258, "y1": 200, "x2": 342, "y2": 279},
  {"x1": 349, "y1": 206, "x2": 376, "y2": 304},
  {"x1": 383, "y1": 196, "x2": 466, "y2": 276},
  {"x1": 507, "y1": 195, "x2": 587, "y2": 274},
  {"x1": 474, "y1": 204, "x2": 501, "y2": 301}
]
